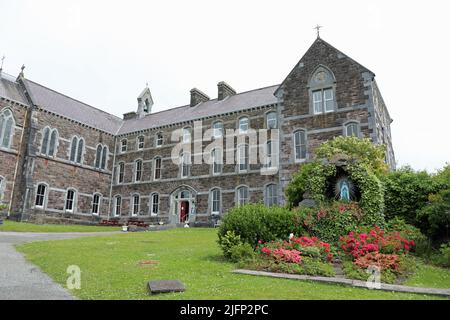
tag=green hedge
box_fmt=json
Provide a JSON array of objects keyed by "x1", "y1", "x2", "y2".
[{"x1": 217, "y1": 204, "x2": 307, "y2": 249}]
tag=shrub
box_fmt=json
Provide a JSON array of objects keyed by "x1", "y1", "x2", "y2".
[
  {"x1": 218, "y1": 230, "x2": 243, "y2": 260},
  {"x1": 217, "y1": 204, "x2": 306, "y2": 249},
  {"x1": 354, "y1": 252, "x2": 400, "y2": 271},
  {"x1": 229, "y1": 243, "x2": 256, "y2": 263},
  {"x1": 383, "y1": 166, "x2": 442, "y2": 224},
  {"x1": 339, "y1": 226, "x2": 415, "y2": 259},
  {"x1": 431, "y1": 243, "x2": 450, "y2": 268},
  {"x1": 386, "y1": 217, "x2": 427, "y2": 247},
  {"x1": 296, "y1": 201, "x2": 365, "y2": 245}
]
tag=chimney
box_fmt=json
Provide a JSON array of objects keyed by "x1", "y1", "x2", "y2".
[
  {"x1": 217, "y1": 81, "x2": 236, "y2": 101},
  {"x1": 123, "y1": 111, "x2": 137, "y2": 120},
  {"x1": 190, "y1": 88, "x2": 210, "y2": 107}
]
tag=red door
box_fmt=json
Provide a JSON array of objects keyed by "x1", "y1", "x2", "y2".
[{"x1": 180, "y1": 201, "x2": 189, "y2": 223}]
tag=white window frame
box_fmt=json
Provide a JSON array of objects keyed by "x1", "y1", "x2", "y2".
[
  {"x1": 265, "y1": 184, "x2": 278, "y2": 207},
  {"x1": 135, "y1": 159, "x2": 143, "y2": 182},
  {"x1": 114, "y1": 196, "x2": 122, "y2": 217},
  {"x1": 345, "y1": 122, "x2": 360, "y2": 137},
  {"x1": 65, "y1": 189, "x2": 76, "y2": 213},
  {"x1": 237, "y1": 144, "x2": 249, "y2": 172},
  {"x1": 120, "y1": 139, "x2": 128, "y2": 153},
  {"x1": 0, "y1": 176, "x2": 5, "y2": 202},
  {"x1": 236, "y1": 186, "x2": 249, "y2": 207},
  {"x1": 117, "y1": 162, "x2": 125, "y2": 184},
  {"x1": 132, "y1": 194, "x2": 140, "y2": 216},
  {"x1": 181, "y1": 152, "x2": 191, "y2": 178},
  {"x1": 182, "y1": 128, "x2": 191, "y2": 144},
  {"x1": 35, "y1": 183, "x2": 47, "y2": 209},
  {"x1": 150, "y1": 193, "x2": 159, "y2": 216},
  {"x1": 156, "y1": 133, "x2": 163, "y2": 147},
  {"x1": 153, "y1": 157, "x2": 162, "y2": 180},
  {"x1": 211, "y1": 188, "x2": 221, "y2": 215},
  {"x1": 238, "y1": 117, "x2": 249, "y2": 133},
  {"x1": 294, "y1": 130, "x2": 307, "y2": 161},
  {"x1": 212, "y1": 148, "x2": 222, "y2": 175},
  {"x1": 137, "y1": 136, "x2": 145, "y2": 150},
  {"x1": 92, "y1": 193, "x2": 101, "y2": 215},
  {"x1": 212, "y1": 121, "x2": 224, "y2": 138},
  {"x1": 266, "y1": 112, "x2": 277, "y2": 129}
]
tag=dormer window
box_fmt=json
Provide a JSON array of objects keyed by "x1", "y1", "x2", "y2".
[
  {"x1": 309, "y1": 66, "x2": 336, "y2": 115},
  {"x1": 144, "y1": 99, "x2": 150, "y2": 113}
]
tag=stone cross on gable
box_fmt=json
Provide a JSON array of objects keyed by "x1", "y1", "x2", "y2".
[{"x1": 314, "y1": 25, "x2": 323, "y2": 38}]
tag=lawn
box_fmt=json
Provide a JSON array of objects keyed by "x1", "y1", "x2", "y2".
[
  {"x1": 16, "y1": 228, "x2": 449, "y2": 300},
  {"x1": 0, "y1": 220, "x2": 121, "y2": 233}
]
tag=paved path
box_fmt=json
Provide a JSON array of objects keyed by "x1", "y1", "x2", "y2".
[{"x1": 0, "y1": 231, "x2": 120, "y2": 300}]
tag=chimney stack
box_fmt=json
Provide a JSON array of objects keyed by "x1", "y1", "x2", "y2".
[
  {"x1": 190, "y1": 88, "x2": 210, "y2": 107},
  {"x1": 217, "y1": 81, "x2": 236, "y2": 101}
]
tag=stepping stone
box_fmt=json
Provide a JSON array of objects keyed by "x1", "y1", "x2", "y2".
[{"x1": 148, "y1": 280, "x2": 185, "y2": 294}]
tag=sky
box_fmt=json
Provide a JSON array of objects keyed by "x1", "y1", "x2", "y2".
[{"x1": 0, "y1": 0, "x2": 449, "y2": 172}]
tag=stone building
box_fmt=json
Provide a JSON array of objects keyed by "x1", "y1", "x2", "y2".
[{"x1": 0, "y1": 38, "x2": 395, "y2": 225}]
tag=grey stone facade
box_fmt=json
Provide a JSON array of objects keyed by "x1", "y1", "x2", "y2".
[{"x1": 0, "y1": 38, "x2": 395, "y2": 225}]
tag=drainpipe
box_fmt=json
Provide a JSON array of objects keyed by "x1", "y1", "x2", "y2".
[
  {"x1": 107, "y1": 135, "x2": 118, "y2": 220},
  {"x1": 8, "y1": 107, "x2": 28, "y2": 218}
]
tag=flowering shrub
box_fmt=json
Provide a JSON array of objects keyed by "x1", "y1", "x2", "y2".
[
  {"x1": 354, "y1": 252, "x2": 400, "y2": 271},
  {"x1": 340, "y1": 225, "x2": 415, "y2": 259},
  {"x1": 258, "y1": 236, "x2": 333, "y2": 264}
]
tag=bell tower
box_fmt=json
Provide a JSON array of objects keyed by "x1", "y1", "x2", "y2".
[{"x1": 137, "y1": 85, "x2": 153, "y2": 118}]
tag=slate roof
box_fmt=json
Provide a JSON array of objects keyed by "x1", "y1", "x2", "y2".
[
  {"x1": 118, "y1": 84, "x2": 279, "y2": 135},
  {"x1": 0, "y1": 72, "x2": 29, "y2": 105},
  {"x1": 22, "y1": 79, "x2": 123, "y2": 134}
]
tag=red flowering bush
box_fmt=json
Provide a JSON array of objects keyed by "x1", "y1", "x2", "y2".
[
  {"x1": 258, "y1": 236, "x2": 333, "y2": 264},
  {"x1": 354, "y1": 252, "x2": 400, "y2": 271},
  {"x1": 340, "y1": 225, "x2": 415, "y2": 260}
]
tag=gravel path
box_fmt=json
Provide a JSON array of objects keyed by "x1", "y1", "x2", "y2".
[{"x1": 0, "y1": 231, "x2": 120, "y2": 300}]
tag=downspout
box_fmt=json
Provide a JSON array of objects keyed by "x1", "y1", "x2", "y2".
[
  {"x1": 107, "y1": 135, "x2": 118, "y2": 220},
  {"x1": 8, "y1": 107, "x2": 28, "y2": 218}
]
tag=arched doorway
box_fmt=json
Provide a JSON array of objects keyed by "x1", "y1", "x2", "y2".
[{"x1": 169, "y1": 186, "x2": 197, "y2": 224}]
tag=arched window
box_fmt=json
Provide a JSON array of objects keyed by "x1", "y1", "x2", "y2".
[
  {"x1": 309, "y1": 66, "x2": 336, "y2": 114},
  {"x1": 101, "y1": 146, "x2": 108, "y2": 169},
  {"x1": 41, "y1": 127, "x2": 50, "y2": 155},
  {"x1": 95, "y1": 145, "x2": 102, "y2": 168},
  {"x1": 181, "y1": 152, "x2": 191, "y2": 178},
  {"x1": 154, "y1": 157, "x2": 162, "y2": 180},
  {"x1": 135, "y1": 159, "x2": 143, "y2": 182},
  {"x1": 266, "y1": 112, "x2": 277, "y2": 129},
  {"x1": 117, "y1": 162, "x2": 125, "y2": 184},
  {"x1": 0, "y1": 109, "x2": 15, "y2": 149},
  {"x1": 114, "y1": 195, "x2": 122, "y2": 216},
  {"x1": 211, "y1": 188, "x2": 221, "y2": 215},
  {"x1": 41, "y1": 128, "x2": 58, "y2": 157},
  {"x1": 236, "y1": 186, "x2": 249, "y2": 206},
  {"x1": 120, "y1": 139, "x2": 128, "y2": 153},
  {"x1": 212, "y1": 121, "x2": 224, "y2": 138},
  {"x1": 65, "y1": 189, "x2": 76, "y2": 213},
  {"x1": 92, "y1": 193, "x2": 101, "y2": 215},
  {"x1": 265, "y1": 184, "x2": 278, "y2": 207},
  {"x1": 132, "y1": 194, "x2": 140, "y2": 216},
  {"x1": 137, "y1": 135, "x2": 145, "y2": 150},
  {"x1": 49, "y1": 129, "x2": 58, "y2": 156},
  {"x1": 212, "y1": 148, "x2": 222, "y2": 175},
  {"x1": 294, "y1": 130, "x2": 307, "y2": 161},
  {"x1": 237, "y1": 144, "x2": 249, "y2": 172},
  {"x1": 238, "y1": 117, "x2": 249, "y2": 133},
  {"x1": 35, "y1": 183, "x2": 47, "y2": 208},
  {"x1": 182, "y1": 127, "x2": 191, "y2": 144},
  {"x1": 156, "y1": 133, "x2": 163, "y2": 147},
  {"x1": 70, "y1": 136, "x2": 78, "y2": 162},
  {"x1": 150, "y1": 193, "x2": 159, "y2": 216},
  {"x1": 345, "y1": 122, "x2": 360, "y2": 137},
  {"x1": 76, "y1": 138, "x2": 84, "y2": 164},
  {"x1": 0, "y1": 176, "x2": 5, "y2": 201}
]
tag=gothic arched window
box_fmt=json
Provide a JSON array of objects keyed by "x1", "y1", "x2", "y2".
[
  {"x1": 309, "y1": 66, "x2": 336, "y2": 115},
  {"x1": 0, "y1": 109, "x2": 15, "y2": 149}
]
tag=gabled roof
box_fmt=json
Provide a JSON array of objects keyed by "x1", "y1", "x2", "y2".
[
  {"x1": 0, "y1": 72, "x2": 29, "y2": 105},
  {"x1": 274, "y1": 37, "x2": 375, "y2": 97},
  {"x1": 118, "y1": 84, "x2": 279, "y2": 135},
  {"x1": 22, "y1": 79, "x2": 123, "y2": 134}
]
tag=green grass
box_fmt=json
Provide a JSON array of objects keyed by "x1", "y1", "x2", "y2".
[
  {"x1": 16, "y1": 228, "x2": 449, "y2": 300},
  {"x1": 404, "y1": 261, "x2": 450, "y2": 289},
  {"x1": 0, "y1": 220, "x2": 121, "y2": 233}
]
